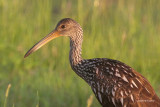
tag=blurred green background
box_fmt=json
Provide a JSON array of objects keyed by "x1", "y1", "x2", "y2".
[{"x1": 0, "y1": 0, "x2": 160, "y2": 107}]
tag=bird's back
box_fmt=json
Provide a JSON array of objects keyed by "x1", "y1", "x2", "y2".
[{"x1": 73, "y1": 58, "x2": 160, "y2": 107}]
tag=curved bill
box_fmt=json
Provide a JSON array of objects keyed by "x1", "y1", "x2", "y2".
[{"x1": 24, "y1": 30, "x2": 61, "y2": 58}]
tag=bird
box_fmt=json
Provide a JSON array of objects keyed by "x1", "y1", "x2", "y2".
[{"x1": 24, "y1": 18, "x2": 160, "y2": 107}]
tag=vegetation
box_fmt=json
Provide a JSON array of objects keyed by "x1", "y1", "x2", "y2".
[{"x1": 0, "y1": 0, "x2": 160, "y2": 106}]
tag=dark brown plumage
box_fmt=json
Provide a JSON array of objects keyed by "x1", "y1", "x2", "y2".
[{"x1": 24, "y1": 18, "x2": 160, "y2": 107}]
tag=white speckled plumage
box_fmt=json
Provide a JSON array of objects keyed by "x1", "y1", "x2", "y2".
[{"x1": 60, "y1": 18, "x2": 160, "y2": 107}]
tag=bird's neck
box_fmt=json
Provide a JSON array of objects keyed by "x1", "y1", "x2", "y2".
[{"x1": 69, "y1": 35, "x2": 83, "y2": 68}]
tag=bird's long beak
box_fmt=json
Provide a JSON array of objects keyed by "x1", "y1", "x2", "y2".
[{"x1": 24, "y1": 30, "x2": 62, "y2": 58}]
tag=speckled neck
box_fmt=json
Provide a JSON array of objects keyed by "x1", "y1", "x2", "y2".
[{"x1": 69, "y1": 29, "x2": 83, "y2": 68}]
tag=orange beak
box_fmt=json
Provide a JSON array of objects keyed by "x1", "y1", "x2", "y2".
[{"x1": 24, "y1": 30, "x2": 62, "y2": 58}]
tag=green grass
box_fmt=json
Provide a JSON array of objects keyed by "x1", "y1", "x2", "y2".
[{"x1": 0, "y1": 0, "x2": 160, "y2": 106}]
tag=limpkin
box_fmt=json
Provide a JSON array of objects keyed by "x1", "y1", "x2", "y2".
[{"x1": 24, "y1": 18, "x2": 160, "y2": 107}]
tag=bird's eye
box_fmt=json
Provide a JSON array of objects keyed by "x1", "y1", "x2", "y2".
[{"x1": 61, "y1": 25, "x2": 65, "y2": 29}]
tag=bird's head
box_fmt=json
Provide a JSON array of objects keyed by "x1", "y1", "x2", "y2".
[{"x1": 24, "y1": 18, "x2": 82, "y2": 58}]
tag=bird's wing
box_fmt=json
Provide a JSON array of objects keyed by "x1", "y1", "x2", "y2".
[{"x1": 88, "y1": 58, "x2": 160, "y2": 107}]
